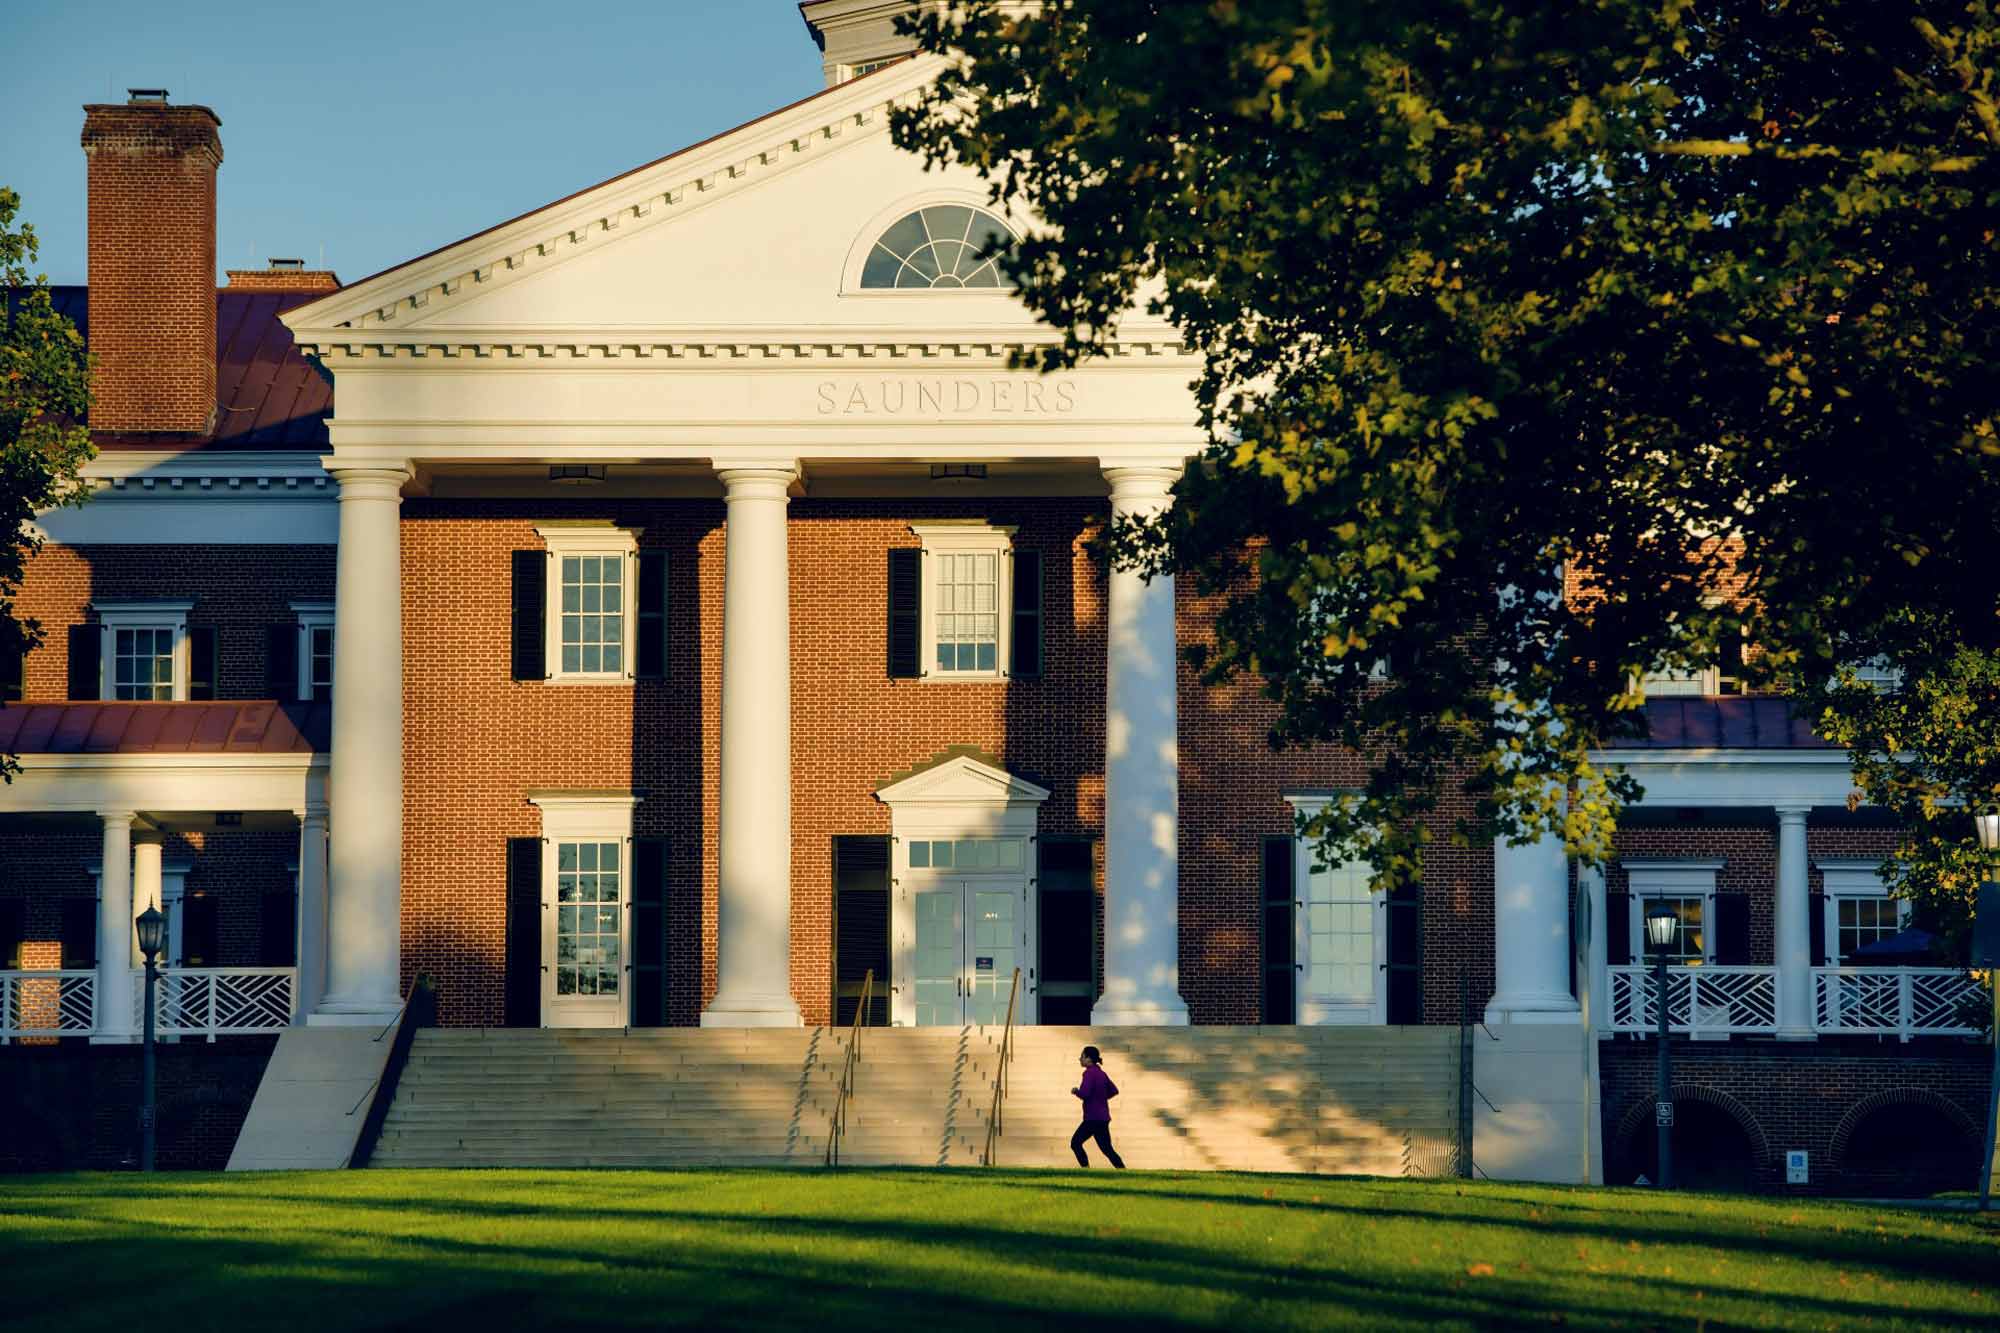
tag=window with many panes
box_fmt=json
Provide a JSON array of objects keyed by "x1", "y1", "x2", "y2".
[
  {"x1": 1641, "y1": 895, "x2": 1708, "y2": 965},
  {"x1": 912, "y1": 524, "x2": 1013, "y2": 680},
  {"x1": 292, "y1": 602, "x2": 335, "y2": 701},
  {"x1": 1837, "y1": 897, "x2": 1901, "y2": 962},
  {"x1": 1623, "y1": 860, "x2": 1722, "y2": 966},
  {"x1": 94, "y1": 601, "x2": 192, "y2": 702},
  {"x1": 536, "y1": 525, "x2": 638, "y2": 683},
  {"x1": 554, "y1": 840, "x2": 622, "y2": 998},
  {"x1": 907, "y1": 837, "x2": 1024, "y2": 872},
  {"x1": 1821, "y1": 860, "x2": 1904, "y2": 964}
]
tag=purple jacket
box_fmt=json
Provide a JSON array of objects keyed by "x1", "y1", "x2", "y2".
[{"x1": 1074, "y1": 1065, "x2": 1119, "y2": 1121}]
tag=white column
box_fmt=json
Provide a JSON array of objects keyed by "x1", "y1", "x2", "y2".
[
  {"x1": 294, "y1": 804, "x2": 330, "y2": 1022},
  {"x1": 1774, "y1": 804, "x2": 1815, "y2": 1040},
  {"x1": 1487, "y1": 822, "x2": 1580, "y2": 1024},
  {"x1": 1580, "y1": 860, "x2": 1609, "y2": 1037},
  {"x1": 1093, "y1": 462, "x2": 1190, "y2": 1026},
  {"x1": 92, "y1": 809, "x2": 137, "y2": 1043},
  {"x1": 313, "y1": 464, "x2": 410, "y2": 1024},
  {"x1": 703, "y1": 462, "x2": 803, "y2": 1027}
]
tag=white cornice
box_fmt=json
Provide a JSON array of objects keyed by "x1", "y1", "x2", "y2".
[
  {"x1": 294, "y1": 332, "x2": 1192, "y2": 364},
  {"x1": 282, "y1": 58, "x2": 957, "y2": 345}
]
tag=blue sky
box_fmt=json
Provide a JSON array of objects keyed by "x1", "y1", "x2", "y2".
[{"x1": 1, "y1": 1, "x2": 826, "y2": 285}]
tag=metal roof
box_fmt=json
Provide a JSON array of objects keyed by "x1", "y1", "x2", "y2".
[
  {"x1": 1603, "y1": 697, "x2": 1836, "y2": 751},
  {"x1": 0, "y1": 701, "x2": 328, "y2": 755},
  {"x1": 40, "y1": 286, "x2": 332, "y2": 451}
]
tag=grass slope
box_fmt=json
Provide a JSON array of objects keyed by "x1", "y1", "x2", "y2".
[{"x1": 0, "y1": 1170, "x2": 1995, "y2": 1330}]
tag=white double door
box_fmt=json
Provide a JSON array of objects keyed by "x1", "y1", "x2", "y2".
[
  {"x1": 1296, "y1": 852, "x2": 1386, "y2": 1024},
  {"x1": 910, "y1": 877, "x2": 1031, "y2": 1027}
]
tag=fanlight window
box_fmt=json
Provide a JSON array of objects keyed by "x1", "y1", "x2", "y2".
[{"x1": 860, "y1": 205, "x2": 1013, "y2": 289}]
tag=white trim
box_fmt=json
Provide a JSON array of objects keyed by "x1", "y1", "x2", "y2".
[
  {"x1": 1589, "y1": 749, "x2": 1856, "y2": 809},
  {"x1": 291, "y1": 602, "x2": 336, "y2": 701},
  {"x1": 528, "y1": 792, "x2": 639, "y2": 1030},
  {"x1": 910, "y1": 523, "x2": 1015, "y2": 681},
  {"x1": 1816, "y1": 858, "x2": 1908, "y2": 962},
  {"x1": 1622, "y1": 859, "x2": 1723, "y2": 965},
  {"x1": 536, "y1": 525, "x2": 641, "y2": 684},
  {"x1": 93, "y1": 602, "x2": 194, "y2": 702},
  {"x1": 0, "y1": 752, "x2": 329, "y2": 817},
  {"x1": 1283, "y1": 794, "x2": 1387, "y2": 1026}
]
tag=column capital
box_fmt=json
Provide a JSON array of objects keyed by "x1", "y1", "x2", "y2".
[
  {"x1": 95, "y1": 808, "x2": 139, "y2": 826},
  {"x1": 1774, "y1": 804, "x2": 1812, "y2": 823},
  {"x1": 294, "y1": 803, "x2": 331, "y2": 823},
  {"x1": 1100, "y1": 460, "x2": 1185, "y2": 499},
  {"x1": 714, "y1": 461, "x2": 800, "y2": 496},
  {"x1": 326, "y1": 464, "x2": 412, "y2": 500}
]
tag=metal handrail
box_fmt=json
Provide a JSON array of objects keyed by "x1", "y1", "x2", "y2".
[
  {"x1": 981, "y1": 967, "x2": 1024, "y2": 1167},
  {"x1": 825, "y1": 969, "x2": 874, "y2": 1166}
]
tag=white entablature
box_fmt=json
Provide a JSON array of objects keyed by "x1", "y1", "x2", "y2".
[{"x1": 281, "y1": 55, "x2": 1204, "y2": 471}]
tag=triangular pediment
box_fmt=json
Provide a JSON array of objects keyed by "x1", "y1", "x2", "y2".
[
  {"x1": 281, "y1": 57, "x2": 1161, "y2": 351},
  {"x1": 875, "y1": 752, "x2": 1050, "y2": 807}
]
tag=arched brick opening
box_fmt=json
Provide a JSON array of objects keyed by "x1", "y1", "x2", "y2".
[
  {"x1": 1612, "y1": 1082, "x2": 1771, "y2": 1192},
  {"x1": 1829, "y1": 1086, "x2": 1982, "y2": 1198}
]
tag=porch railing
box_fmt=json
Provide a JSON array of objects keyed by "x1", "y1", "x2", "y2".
[
  {"x1": 1814, "y1": 967, "x2": 1984, "y2": 1040},
  {"x1": 1607, "y1": 965, "x2": 1778, "y2": 1037},
  {"x1": 135, "y1": 967, "x2": 295, "y2": 1040},
  {"x1": 0, "y1": 970, "x2": 97, "y2": 1043}
]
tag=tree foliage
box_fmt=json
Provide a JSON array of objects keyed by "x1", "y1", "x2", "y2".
[
  {"x1": 1, "y1": 186, "x2": 94, "y2": 779},
  {"x1": 893, "y1": 1, "x2": 2000, "y2": 888}
]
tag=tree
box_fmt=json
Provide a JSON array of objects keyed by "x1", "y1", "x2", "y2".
[
  {"x1": 1, "y1": 186, "x2": 94, "y2": 779},
  {"x1": 892, "y1": 1, "x2": 2000, "y2": 887}
]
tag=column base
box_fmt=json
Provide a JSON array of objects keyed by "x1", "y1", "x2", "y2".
[
  {"x1": 88, "y1": 1033, "x2": 140, "y2": 1045},
  {"x1": 1090, "y1": 999, "x2": 1191, "y2": 1027},
  {"x1": 1774, "y1": 1026, "x2": 1819, "y2": 1042},
  {"x1": 1485, "y1": 991, "x2": 1583, "y2": 1026},
  {"x1": 701, "y1": 994, "x2": 803, "y2": 1028},
  {"x1": 308, "y1": 997, "x2": 404, "y2": 1028}
]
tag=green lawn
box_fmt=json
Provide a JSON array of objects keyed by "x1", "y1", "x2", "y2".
[{"x1": 0, "y1": 1170, "x2": 1994, "y2": 1330}]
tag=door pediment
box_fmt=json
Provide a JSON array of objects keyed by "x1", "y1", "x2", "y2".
[{"x1": 875, "y1": 752, "x2": 1050, "y2": 809}]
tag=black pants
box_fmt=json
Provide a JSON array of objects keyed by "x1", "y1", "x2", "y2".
[{"x1": 1071, "y1": 1119, "x2": 1125, "y2": 1168}]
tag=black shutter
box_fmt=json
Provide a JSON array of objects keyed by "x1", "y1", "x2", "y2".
[
  {"x1": 510, "y1": 551, "x2": 547, "y2": 682},
  {"x1": 0, "y1": 632, "x2": 23, "y2": 702},
  {"x1": 632, "y1": 837, "x2": 668, "y2": 1027},
  {"x1": 637, "y1": 551, "x2": 669, "y2": 681},
  {"x1": 834, "y1": 836, "x2": 892, "y2": 1026},
  {"x1": 266, "y1": 624, "x2": 298, "y2": 702},
  {"x1": 1385, "y1": 881, "x2": 1423, "y2": 1024},
  {"x1": 60, "y1": 899, "x2": 96, "y2": 968},
  {"x1": 0, "y1": 900, "x2": 24, "y2": 969},
  {"x1": 1713, "y1": 894, "x2": 1751, "y2": 965},
  {"x1": 1261, "y1": 836, "x2": 1296, "y2": 1024},
  {"x1": 887, "y1": 548, "x2": 921, "y2": 678},
  {"x1": 1606, "y1": 891, "x2": 1632, "y2": 966},
  {"x1": 67, "y1": 625, "x2": 100, "y2": 701},
  {"x1": 505, "y1": 837, "x2": 542, "y2": 1027},
  {"x1": 259, "y1": 890, "x2": 297, "y2": 967},
  {"x1": 188, "y1": 627, "x2": 218, "y2": 700},
  {"x1": 1808, "y1": 890, "x2": 1828, "y2": 967},
  {"x1": 181, "y1": 893, "x2": 219, "y2": 967},
  {"x1": 1010, "y1": 549, "x2": 1043, "y2": 680},
  {"x1": 1035, "y1": 838, "x2": 1096, "y2": 1025}
]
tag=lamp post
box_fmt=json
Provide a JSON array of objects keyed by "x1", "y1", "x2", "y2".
[
  {"x1": 1974, "y1": 811, "x2": 2000, "y2": 1211},
  {"x1": 1646, "y1": 904, "x2": 1679, "y2": 1190},
  {"x1": 134, "y1": 903, "x2": 165, "y2": 1173}
]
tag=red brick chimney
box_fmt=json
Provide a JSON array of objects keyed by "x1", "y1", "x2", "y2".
[
  {"x1": 81, "y1": 90, "x2": 222, "y2": 435},
  {"x1": 225, "y1": 258, "x2": 340, "y2": 293}
]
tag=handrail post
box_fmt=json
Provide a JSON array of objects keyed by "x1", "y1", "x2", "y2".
[
  {"x1": 982, "y1": 967, "x2": 1022, "y2": 1167},
  {"x1": 826, "y1": 968, "x2": 873, "y2": 1167}
]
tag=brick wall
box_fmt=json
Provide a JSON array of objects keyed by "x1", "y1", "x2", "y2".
[
  {"x1": 1599, "y1": 1040, "x2": 1991, "y2": 1196},
  {"x1": 12, "y1": 542, "x2": 335, "y2": 699},
  {"x1": 81, "y1": 101, "x2": 222, "y2": 435}
]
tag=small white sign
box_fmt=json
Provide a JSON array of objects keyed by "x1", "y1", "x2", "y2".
[{"x1": 1786, "y1": 1149, "x2": 1809, "y2": 1184}]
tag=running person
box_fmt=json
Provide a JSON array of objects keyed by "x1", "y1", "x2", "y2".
[{"x1": 1069, "y1": 1045, "x2": 1125, "y2": 1168}]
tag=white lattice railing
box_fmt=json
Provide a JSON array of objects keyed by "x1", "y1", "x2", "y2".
[
  {"x1": 1608, "y1": 965, "x2": 1779, "y2": 1037},
  {"x1": 133, "y1": 967, "x2": 296, "y2": 1040},
  {"x1": 0, "y1": 970, "x2": 97, "y2": 1043},
  {"x1": 1815, "y1": 968, "x2": 1984, "y2": 1041}
]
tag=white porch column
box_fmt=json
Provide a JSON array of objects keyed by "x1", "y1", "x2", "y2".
[
  {"x1": 1487, "y1": 823, "x2": 1579, "y2": 1023},
  {"x1": 92, "y1": 809, "x2": 137, "y2": 1043},
  {"x1": 294, "y1": 804, "x2": 330, "y2": 1021},
  {"x1": 314, "y1": 464, "x2": 410, "y2": 1024},
  {"x1": 1093, "y1": 462, "x2": 1190, "y2": 1026},
  {"x1": 1774, "y1": 804, "x2": 1815, "y2": 1040},
  {"x1": 1580, "y1": 860, "x2": 1610, "y2": 1036},
  {"x1": 703, "y1": 462, "x2": 803, "y2": 1027}
]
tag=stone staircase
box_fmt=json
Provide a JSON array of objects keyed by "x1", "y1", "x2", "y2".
[{"x1": 367, "y1": 1023, "x2": 1462, "y2": 1174}]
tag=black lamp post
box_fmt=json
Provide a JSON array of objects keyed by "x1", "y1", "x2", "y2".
[
  {"x1": 1974, "y1": 811, "x2": 2000, "y2": 1212},
  {"x1": 1646, "y1": 904, "x2": 1679, "y2": 1190},
  {"x1": 134, "y1": 903, "x2": 165, "y2": 1173}
]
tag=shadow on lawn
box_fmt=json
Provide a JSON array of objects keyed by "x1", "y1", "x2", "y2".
[{"x1": 4, "y1": 1172, "x2": 1992, "y2": 1331}]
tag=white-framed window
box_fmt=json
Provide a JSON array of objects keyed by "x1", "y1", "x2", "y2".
[
  {"x1": 292, "y1": 601, "x2": 334, "y2": 701},
  {"x1": 912, "y1": 524, "x2": 1014, "y2": 680},
  {"x1": 528, "y1": 792, "x2": 639, "y2": 1028},
  {"x1": 1283, "y1": 793, "x2": 1387, "y2": 1026},
  {"x1": 94, "y1": 601, "x2": 194, "y2": 701},
  {"x1": 535, "y1": 525, "x2": 640, "y2": 684},
  {"x1": 1818, "y1": 859, "x2": 1907, "y2": 964},
  {"x1": 858, "y1": 205, "x2": 1014, "y2": 289},
  {"x1": 1622, "y1": 859, "x2": 1724, "y2": 966}
]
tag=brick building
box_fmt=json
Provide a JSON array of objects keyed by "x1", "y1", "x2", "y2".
[{"x1": 1, "y1": 3, "x2": 1989, "y2": 1192}]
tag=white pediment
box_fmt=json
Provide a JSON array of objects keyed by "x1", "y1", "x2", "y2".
[{"x1": 875, "y1": 754, "x2": 1050, "y2": 808}]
